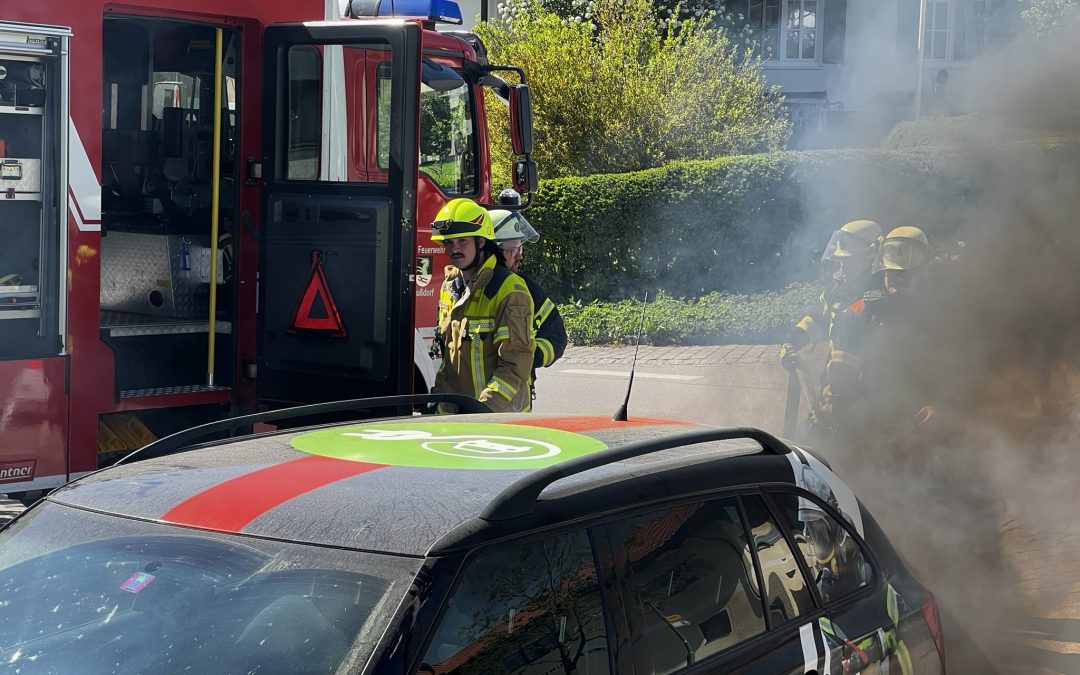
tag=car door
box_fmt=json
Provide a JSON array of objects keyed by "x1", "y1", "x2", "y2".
[{"x1": 257, "y1": 21, "x2": 419, "y2": 407}]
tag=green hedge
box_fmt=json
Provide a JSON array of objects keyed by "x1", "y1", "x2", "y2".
[
  {"x1": 560, "y1": 283, "x2": 820, "y2": 345},
  {"x1": 883, "y1": 114, "x2": 1080, "y2": 152},
  {"x1": 521, "y1": 148, "x2": 981, "y2": 302}
]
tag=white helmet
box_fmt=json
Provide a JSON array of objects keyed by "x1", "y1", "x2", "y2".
[{"x1": 489, "y1": 209, "x2": 539, "y2": 245}]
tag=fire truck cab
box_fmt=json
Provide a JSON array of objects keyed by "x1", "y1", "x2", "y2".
[{"x1": 0, "y1": 0, "x2": 535, "y2": 495}]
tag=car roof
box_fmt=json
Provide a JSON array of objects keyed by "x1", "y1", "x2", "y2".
[{"x1": 49, "y1": 414, "x2": 813, "y2": 557}]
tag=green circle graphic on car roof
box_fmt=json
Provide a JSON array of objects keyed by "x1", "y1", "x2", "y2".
[{"x1": 290, "y1": 422, "x2": 608, "y2": 470}]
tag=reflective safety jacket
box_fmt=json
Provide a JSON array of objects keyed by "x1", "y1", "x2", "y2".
[
  {"x1": 432, "y1": 255, "x2": 534, "y2": 412},
  {"x1": 522, "y1": 274, "x2": 567, "y2": 372},
  {"x1": 789, "y1": 290, "x2": 832, "y2": 351}
]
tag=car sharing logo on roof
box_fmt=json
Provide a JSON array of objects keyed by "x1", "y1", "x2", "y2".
[{"x1": 290, "y1": 422, "x2": 608, "y2": 470}]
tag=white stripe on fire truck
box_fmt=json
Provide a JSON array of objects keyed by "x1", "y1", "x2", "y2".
[{"x1": 68, "y1": 118, "x2": 101, "y2": 231}]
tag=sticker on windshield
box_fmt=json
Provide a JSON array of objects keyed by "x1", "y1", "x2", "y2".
[
  {"x1": 290, "y1": 422, "x2": 608, "y2": 470},
  {"x1": 120, "y1": 572, "x2": 156, "y2": 594}
]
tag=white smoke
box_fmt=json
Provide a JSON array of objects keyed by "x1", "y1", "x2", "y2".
[{"x1": 807, "y1": 10, "x2": 1080, "y2": 672}]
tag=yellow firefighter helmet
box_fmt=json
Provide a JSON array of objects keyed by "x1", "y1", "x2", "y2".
[
  {"x1": 429, "y1": 198, "x2": 495, "y2": 242},
  {"x1": 824, "y1": 220, "x2": 882, "y2": 260},
  {"x1": 879, "y1": 226, "x2": 930, "y2": 271}
]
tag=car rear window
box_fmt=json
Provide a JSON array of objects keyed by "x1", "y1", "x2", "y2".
[
  {"x1": 418, "y1": 529, "x2": 610, "y2": 674},
  {"x1": 607, "y1": 498, "x2": 767, "y2": 674},
  {"x1": 767, "y1": 491, "x2": 874, "y2": 605},
  {"x1": 0, "y1": 502, "x2": 419, "y2": 674},
  {"x1": 740, "y1": 494, "x2": 817, "y2": 625}
]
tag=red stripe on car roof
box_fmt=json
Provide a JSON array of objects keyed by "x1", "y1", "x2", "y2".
[
  {"x1": 505, "y1": 416, "x2": 684, "y2": 433},
  {"x1": 161, "y1": 455, "x2": 385, "y2": 533}
]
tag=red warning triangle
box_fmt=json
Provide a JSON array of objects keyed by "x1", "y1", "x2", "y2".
[{"x1": 287, "y1": 252, "x2": 346, "y2": 338}]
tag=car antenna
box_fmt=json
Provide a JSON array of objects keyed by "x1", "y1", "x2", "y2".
[{"x1": 612, "y1": 291, "x2": 648, "y2": 422}]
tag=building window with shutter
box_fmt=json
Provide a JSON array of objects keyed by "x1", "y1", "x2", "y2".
[
  {"x1": 784, "y1": 0, "x2": 818, "y2": 59},
  {"x1": 740, "y1": 0, "x2": 821, "y2": 62},
  {"x1": 922, "y1": 0, "x2": 992, "y2": 62}
]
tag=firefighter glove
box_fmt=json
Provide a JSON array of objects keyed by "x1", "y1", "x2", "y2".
[{"x1": 779, "y1": 343, "x2": 799, "y2": 370}]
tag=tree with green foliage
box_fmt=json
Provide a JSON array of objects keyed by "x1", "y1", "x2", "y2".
[
  {"x1": 1020, "y1": 0, "x2": 1079, "y2": 35},
  {"x1": 475, "y1": 0, "x2": 790, "y2": 181}
]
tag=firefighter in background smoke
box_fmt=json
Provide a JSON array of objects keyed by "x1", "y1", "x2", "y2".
[
  {"x1": 489, "y1": 191, "x2": 567, "y2": 401},
  {"x1": 780, "y1": 221, "x2": 882, "y2": 434},
  {"x1": 429, "y1": 198, "x2": 535, "y2": 413},
  {"x1": 780, "y1": 220, "x2": 883, "y2": 368},
  {"x1": 823, "y1": 226, "x2": 932, "y2": 429}
]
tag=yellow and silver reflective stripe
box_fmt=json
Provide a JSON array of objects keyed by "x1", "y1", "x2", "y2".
[
  {"x1": 469, "y1": 318, "x2": 496, "y2": 333},
  {"x1": 829, "y1": 348, "x2": 863, "y2": 369},
  {"x1": 535, "y1": 298, "x2": 555, "y2": 326},
  {"x1": 494, "y1": 326, "x2": 511, "y2": 343},
  {"x1": 536, "y1": 338, "x2": 555, "y2": 367},
  {"x1": 471, "y1": 338, "x2": 485, "y2": 398},
  {"x1": 489, "y1": 376, "x2": 517, "y2": 401}
]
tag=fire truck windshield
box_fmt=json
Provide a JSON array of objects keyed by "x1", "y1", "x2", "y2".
[{"x1": 0, "y1": 502, "x2": 419, "y2": 673}]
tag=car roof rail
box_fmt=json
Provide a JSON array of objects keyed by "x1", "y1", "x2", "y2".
[
  {"x1": 480, "y1": 426, "x2": 790, "y2": 522},
  {"x1": 116, "y1": 394, "x2": 490, "y2": 465}
]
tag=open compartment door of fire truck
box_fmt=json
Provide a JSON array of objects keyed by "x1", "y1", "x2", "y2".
[
  {"x1": 0, "y1": 22, "x2": 70, "y2": 492},
  {"x1": 258, "y1": 21, "x2": 420, "y2": 406}
]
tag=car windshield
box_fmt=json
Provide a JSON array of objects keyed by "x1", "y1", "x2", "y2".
[{"x1": 0, "y1": 502, "x2": 419, "y2": 674}]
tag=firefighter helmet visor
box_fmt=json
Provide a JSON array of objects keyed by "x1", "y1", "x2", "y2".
[
  {"x1": 875, "y1": 238, "x2": 930, "y2": 272},
  {"x1": 822, "y1": 230, "x2": 876, "y2": 261},
  {"x1": 490, "y1": 210, "x2": 540, "y2": 244},
  {"x1": 429, "y1": 198, "x2": 495, "y2": 242},
  {"x1": 431, "y1": 219, "x2": 490, "y2": 239}
]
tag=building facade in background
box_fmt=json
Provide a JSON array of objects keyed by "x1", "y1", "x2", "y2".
[
  {"x1": 457, "y1": 0, "x2": 1021, "y2": 147},
  {"x1": 750, "y1": 0, "x2": 1019, "y2": 145}
]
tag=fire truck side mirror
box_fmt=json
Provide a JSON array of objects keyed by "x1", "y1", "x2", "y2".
[
  {"x1": 508, "y1": 84, "x2": 533, "y2": 156},
  {"x1": 512, "y1": 159, "x2": 538, "y2": 195}
]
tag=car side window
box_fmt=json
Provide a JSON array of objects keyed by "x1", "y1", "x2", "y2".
[
  {"x1": 740, "y1": 494, "x2": 817, "y2": 626},
  {"x1": 418, "y1": 530, "x2": 611, "y2": 674},
  {"x1": 768, "y1": 491, "x2": 874, "y2": 605},
  {"x1": 608, "y1": 498, "x2": 766, "y2": 674}
]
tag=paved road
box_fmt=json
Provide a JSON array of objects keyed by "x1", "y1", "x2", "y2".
[
  {"x1": 533, "y1": 344, "x2": 800, "y2": 434},
  {"x1": 537, "y1": 345, "x2": 1080, "y2": 674}
]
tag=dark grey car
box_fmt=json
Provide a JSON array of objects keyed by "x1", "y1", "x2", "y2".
[{"x1": 0, "y1": 411, "x2": 946, "y2": 674}]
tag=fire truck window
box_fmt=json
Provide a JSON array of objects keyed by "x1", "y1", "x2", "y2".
[
  {"x1": 377, "y1": 63, "x2": 477, "y2": 195},
  {"x1": 739, "y1": 494, "x2": 816, "y2": 626},
  {"x1": 767, "y1": 491, "x2": 874, "y2": 606},
  {"x1": 286, "y1": 47, "x2": 322, "y2": 181}
]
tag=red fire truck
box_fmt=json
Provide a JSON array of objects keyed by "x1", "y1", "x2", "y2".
[{"x1": 0, "y1": 0, "x2": 536, "y2": 495}]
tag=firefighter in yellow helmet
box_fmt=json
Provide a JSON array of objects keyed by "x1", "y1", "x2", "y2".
[
  {"x1": 779, "y1": 220, "x2": 883, "y2": 369},
  {"x1": 824, "y1": 226, "x2": 930, "y2": 426},
  {"x1": 429, "y1": 198, "x2": 535, "y2": 413}
]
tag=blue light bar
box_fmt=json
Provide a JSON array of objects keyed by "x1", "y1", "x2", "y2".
[{"x1": 349, "y1": 0, "x2": 464, "y2": 24}]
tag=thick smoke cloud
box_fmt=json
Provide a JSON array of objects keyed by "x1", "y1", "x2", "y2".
[{"x1": 807, "y1": 12, "x2": 1080, "y2": 672}]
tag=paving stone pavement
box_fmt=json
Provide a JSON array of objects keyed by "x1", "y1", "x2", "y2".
[
  {"x1": 559, "y1": 344, "x2": 779, "y2": 368},
  {"x1": 0, "y1": 497, "x2": 25, "y2": 526}
]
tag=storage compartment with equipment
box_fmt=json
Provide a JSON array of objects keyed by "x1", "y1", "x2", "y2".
[
  {"x1": 98, "y1": 17, "x2": 239, "y2": 398},
  {"x1": 0, "y1": 25, "x2": 68, "y2": 358}
]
